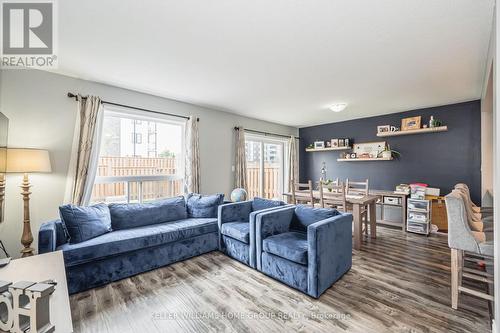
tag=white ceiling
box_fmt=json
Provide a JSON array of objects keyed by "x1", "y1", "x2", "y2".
[{"x1": 53, "y1": 0, "x2": 494, "y2": 127}]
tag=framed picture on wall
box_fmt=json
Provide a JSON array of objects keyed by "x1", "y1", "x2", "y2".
[
  {"x1": 314, "y1": 141, "x2": 325, "y2": 149},
  {"x1": 401, "y1": 116, "x2": 421, "y2": 131}
]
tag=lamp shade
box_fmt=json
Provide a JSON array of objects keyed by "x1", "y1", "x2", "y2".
[{"x1": 6, "y1": 148, "x2": 52, "y2": 173}]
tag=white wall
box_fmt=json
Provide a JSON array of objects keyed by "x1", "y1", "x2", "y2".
[
  {"x1": 482, "y1": 65, "x2": 494, "y2": 201},
  {"x1": 492, "y1": 4, "x2": 498, "y2": 331},
  {"x1": 0, "y1": 69, "x2": 297, "y2": 258}
]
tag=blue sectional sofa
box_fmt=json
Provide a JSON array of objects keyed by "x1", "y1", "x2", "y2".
[
  {"x1": 218, "y1": 197, "x2": 287, "y2": 268},
  {"x1": 39, "y1": 194, "x2": 223, "y2": 294},
  {"x1": 39, "y1": 196, "x2": 352, "y2": 299},
  {"x1": 255, "y1": 205, "x2": 353, "y2": 298}
]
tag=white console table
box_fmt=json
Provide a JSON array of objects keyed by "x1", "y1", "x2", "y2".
[{"x1": 0, "y1": 251, "x2": 73, "y2": 332}]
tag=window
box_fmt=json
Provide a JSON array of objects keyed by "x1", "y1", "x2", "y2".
[
  {"x1": 131, "y1": 133, "x2": 142, "y2": 145},
  {"x1": 90, "y1": 107, "x2": 185, "y2": 204},
  {"x1": 245, "y1": 134, "x2": 288, "y2": 200}
]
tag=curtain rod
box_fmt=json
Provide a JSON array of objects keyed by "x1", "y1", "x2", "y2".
[
  {"x1": 234, "y1": 127, "x2": 299, "y2": 139},
  {"x1": 67, "y1": 93, "x2": 198, "y2": 121}
]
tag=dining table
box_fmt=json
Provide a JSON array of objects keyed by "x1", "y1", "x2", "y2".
[{"x1": 282, "y1": 191, "x2": 380, "y2": 250}]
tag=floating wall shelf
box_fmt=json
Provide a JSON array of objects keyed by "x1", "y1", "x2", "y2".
[
  {"x1": 305, "y1": 146, "x2": 351, "y2": 152},
  {"x1": 376, "y1": 126, "x2": 448, "y2": 137},
  {"x1": 337, "y1": 157, "x2": 393, "y2": 162}
]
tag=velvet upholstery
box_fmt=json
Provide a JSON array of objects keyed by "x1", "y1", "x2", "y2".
[
  {"x1": 252, "y1": 197, "x2": 284, "y2": 212},
  {"x1": 65, "y1": 232, "x2": 217, "y2": 294},
  {"x1": 58, "y1": 218, "x2": 218, "y2": 267},
  {"x1": 291, "y1": 204, "x2": 339, "y2": 232},
  {"x1": 59, "y1": 204, "x2": 112, "y2": 243},
  {"x1": 307, "y1": 214, "x2": 352, "y2": 298},
  {"x1": 261, "y1": 252, "x2": 308, "y2": 293},
  {"x1": 256, "y1": 205, "x2": 352, "y2": 298},
  {"x1": 220, "y1": 222, "x2": 250, "y2": 244},
  {"x1": 221, "y1": 235, "x2": 250, "y2": 265},
  {"x1": 39, "y1": 219, "x2": 72, "y2": 252},
  {"x1": 263, "y1": 231, "x2": 308, "y2": 265},
  {"x1": 39, "y1": 195, "x2": 222, "y2": 294},
  {"x1": 218, "y1": 198, "x2": 286, "y2": 268},
  {"x1": 109, "y1": 196, "x2": 187, "y2": 230},
  {"x1": 38, "y1": 219, "x2": 57, "y2": 253},
  {"x1": 186, "y1": 193, "x2": 224, "y2": 218},
  {"x1": 255, "y1": 206, "x2": 296, "y2": 270}
]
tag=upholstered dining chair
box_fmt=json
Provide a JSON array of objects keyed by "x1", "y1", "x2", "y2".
[
  {"x1": 255, "y1": 205, "x2": 353, "y2": 298},
  {"x1": 455, "y1": 183, "x2": 494, "y2": 215},
  {"x1": 455, "y1": 184, "x2": 494, "y2": 220},
  {"x1": 291, "y1": 180, "x2": 314, "y2": 207},
  {"x1": 445, "y1": 190, "x2": 494, "y2": 310},
  {"x1": 453, "y1": 185, "x2": 493, "y2": 232},
  {"x1": 318, "y1": 180, "x2": 347, "y2": 212},
  {"x1": 218, "y1": 197, "x2": 287, "y2": 268},
  {"x1": 345, "y1": 178, "x2": 370, "y2": 234}
]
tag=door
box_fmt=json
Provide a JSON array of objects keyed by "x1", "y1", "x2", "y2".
[{"x1": 245, "y1": 135, "x2": 287, "y2": 200}]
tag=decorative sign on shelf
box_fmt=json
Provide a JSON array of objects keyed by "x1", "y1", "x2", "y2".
[
  {"x1": 0, "y1": 279, "x2": 56, "y2": 333},
  {"x1": 352, "y1": 141, "x2": 386, "y2": 159}
]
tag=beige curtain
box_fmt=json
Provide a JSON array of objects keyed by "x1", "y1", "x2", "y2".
[
  {"x1": 234, "y1": 127, "x2": 247, "y2": 189},
  {"x1": 70, "y1": 95, "x2": 103, "y2": 205},
  {"x1": 185, "y1": 116, "x2": 201, "y2": 193},
  {"x1": 288, "y1": 136, "x2": 299, "y2": 191}
]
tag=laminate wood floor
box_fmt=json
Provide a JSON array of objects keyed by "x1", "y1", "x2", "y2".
[{"x1": 70, "y1": 227, "x2": 492, "y2": 333}]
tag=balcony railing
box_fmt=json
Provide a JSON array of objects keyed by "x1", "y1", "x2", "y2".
[
  {"x1": 91, "y1": 156, "x2": 183, "y2": 203},
  {"x1": 246, "y1": 162, "x2": 282, "y2": 200},
  {"x1": 91, "y1": 157, "x2": 282, "y2": 203}
]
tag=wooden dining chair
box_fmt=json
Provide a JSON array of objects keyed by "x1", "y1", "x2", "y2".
[
  {"x1": 345, "y1": 179, "x2": 370, "y2": 234},
  {"x1": 318, "y1": 180, "x2": 347, "y2": 211},
  {"x1": 345, "y1": 178, "x2": 369, "y2": 196},
  {"x1": 291, "y1": 180, "x2": 314, "y2": 207}
]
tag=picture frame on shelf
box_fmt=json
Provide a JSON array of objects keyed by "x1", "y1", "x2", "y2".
[
  {"x1": 377, "y1": 125, "x2": 390, "y2": 133},
  {"x1": 344, "y1": 138, "x2": 350, "y2": 146},
  {"x1": 401, "y1": 116, "x2": 421, "y2": 131},
  {"x1": 331, "y1": 139, "x2": 338, "y2": 148},
  {"x1": 314, "y1": 141, "x2": 325, "y2": 149}
]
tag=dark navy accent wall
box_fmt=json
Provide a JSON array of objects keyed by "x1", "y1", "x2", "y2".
[{"x1": 299, "y1": 100, "x2": 482, "y2": 203}]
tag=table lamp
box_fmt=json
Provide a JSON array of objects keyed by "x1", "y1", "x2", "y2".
[{"x1": 6, "y1": 148, "x2": 51, "y2": 257}]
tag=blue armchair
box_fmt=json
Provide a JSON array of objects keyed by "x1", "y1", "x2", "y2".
[
  {"x1": 218, "y1": 197, "x2": 286, "y2": 268},
  {"x1": 255, "y1": 205, "x2": 352, "y2": 298}
]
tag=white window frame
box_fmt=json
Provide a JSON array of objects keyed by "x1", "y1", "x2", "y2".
[
  {"x1": 245, "y1": 133, "x2": 289, "y2": 199},
  {"x1": 92, "y1": 105, "x2": 186, "y2": 204}
]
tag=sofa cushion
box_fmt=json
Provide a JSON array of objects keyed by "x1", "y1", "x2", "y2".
[
  {"x1": 291, "y1": 205, "x2": 339, "y2": 232},
  {"x1": 59, "y1": 204, "x2": 112, "y2": 244},
  {"x1": 186, "y1": 193, "x2": 224, "y2": 218},
  {"x1": 220, "y1": 222, "x2": 250, "y2": 244},
  {"x1": 109, "y1": 196, "x2": 187, "y2": 230},
  {"x1": 57, "y1": 217, "x2": 218, "y2": 266},
  {"x1": 251, "y1": 197, "x2": 283, "y2": 212},
  {"x1": 263, "y1": 231, "x2": 308, "y2": 265}
]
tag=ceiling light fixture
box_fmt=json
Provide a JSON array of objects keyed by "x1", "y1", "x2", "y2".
[{"x1": 329, "y1": 103, "x2": 348, "y2": 112}]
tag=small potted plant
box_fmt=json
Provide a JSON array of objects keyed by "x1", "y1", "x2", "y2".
[{"x1": 379, "y1": 144, "x2": 401, "y2": 159}]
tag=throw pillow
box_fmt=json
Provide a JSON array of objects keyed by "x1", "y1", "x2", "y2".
[
  {"x1": 59, "y1": 203, "x2": 112, "y2": 244},
  {"x1": 186, "y1": 193, "x2": 224, "y2": 218}
]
